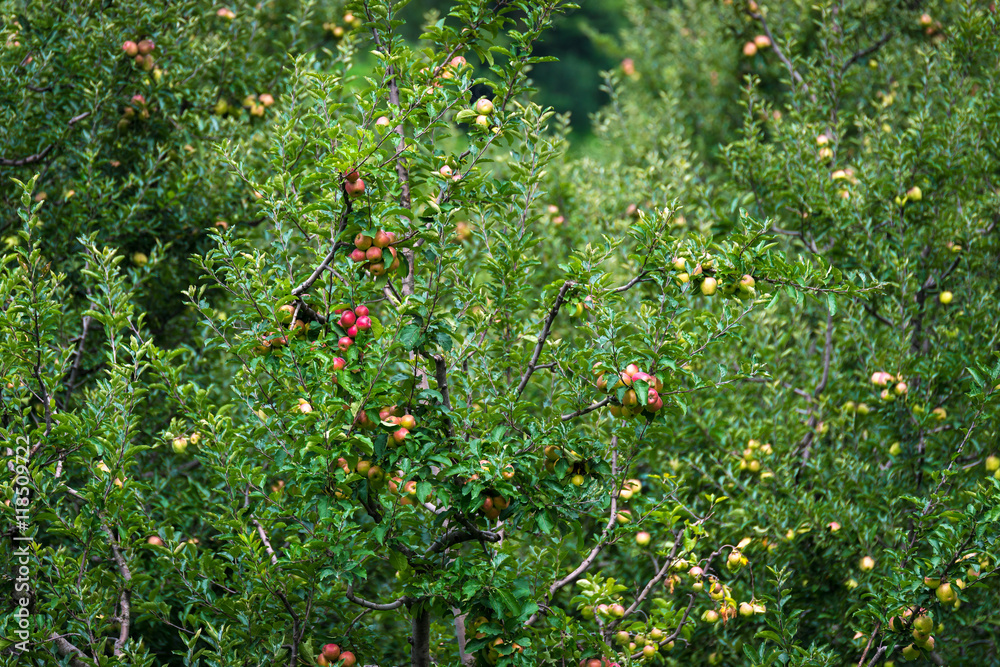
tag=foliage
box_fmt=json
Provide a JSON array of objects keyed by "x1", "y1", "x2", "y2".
[{"x1": 1, "y1": 1, "x2": 998, "y2": 667}]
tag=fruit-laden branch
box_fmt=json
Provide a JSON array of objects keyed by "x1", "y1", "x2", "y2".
[
  {"x1": 524, "y1": 439, "x2": 618, "y2": 627},
  {"x1": 346, "y1": 584, "x2": 411, "y2": 611},
  {"x1": 515, "y1": 281, "x2": 575, "y2": 398},
  {"x1": 630, "y1": 593, "x2": 697, "y2": 659},
  {"x1": 0, "y1": 112, "x2": 91, "y2": 166},
  {"x1": 47, "y1": 632, "x2": 91, "y2": 667},
  {"x1": 606, "y1": 527, "x2": 686, "y2": 634}
]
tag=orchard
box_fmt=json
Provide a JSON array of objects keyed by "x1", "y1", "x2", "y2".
[{"x1": 2, "y1": 1, "x2": 999, "y2": 666}]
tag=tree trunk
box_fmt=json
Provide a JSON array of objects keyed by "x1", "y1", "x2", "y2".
[{"x1": 410, "y1": 604, "x2": 431, "y2": 667}]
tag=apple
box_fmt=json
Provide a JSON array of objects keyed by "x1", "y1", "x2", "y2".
[
  {"x1": 345, "y1": 179, "x2": 365, "y2": 197},
  {"x1": 368, "y1": 466, "x2": 386, "y2": 488},
  {"x1": 754, "y1": 34, "x2": 771, "y2": 49},
  {"x1": 350, "y1": 249, "x2": 367, "y2": 262},
  {"x1": 259, "y1": 93, "x2": 274, "y2": 107},
  {"x1": 137, "y1": 39, "x2": 154, "y2": 54},
  {"x1": 322, "y1": 644, "x2": 341, "y2": 661},
  {"x1": 702, "y1": 609, "x2": 720, "y2": 623},
  {"x1": 339, "y1": 310, "x2": 357, "y2": 328},
  {"x1": 701, "y1": 277, "x2": 718, "y2": 296},
  {"x1": 901, "y1": 644, "x2": 919, "y2": 660},
  {"x1": 372, "y1": 230, "x2": 392, "y2": 248},
  {"x1": 642, "y1": 645, "x2": 656, "y2": 658},
  {"x1": 616, "y1": 510, "x2": 631, "y2": 524},
  {"x1": 355, "y1": 305, "x2": 369, "y2": 317},
  {"x1": 913, "y1": 614, "x2": 933, "y2": 634},
  {"x1": 570, "y1": 474, "x2": 585, "y2": 486},
  {"x1": 609, "y1": 603, "x2": 625, "y2": 618},
  {"x1": 935, "y1": 582, "x2": 956, "y2": 604},
  {"x1": 475, "y1": 98, "x2": 494, "y2": 115},
  {"x1": 354, "y1": 233, "x2": 372, "y2": 249},
  {"x1": 439, "y1": 165, "x2": 453, "y2": 177},
  {"x1": 393, "y1": 428, "x2": 409, "y2": 445},
  {"x1": 859, "y1": 555, "x2": 875, "y2": 571},
  {"x1": 739, "y1": 602, "x2": 754, "y2": 617},
  {"x1": 672, "y1": 257, "x2": 686, "y2": 271},
  {"x1": 172, "y1": 436, "x2": 188, "y2": 454},
  {"x1": 907, "y1": 186, "x2": 923, "y2": 201},
  {"x1": 894, "y1": 381, "x2": 908, "y2": 396},
  {"x1": 122, "y1": 40, "x2": 139, "y2": 57},
  {"x1": 635, "y1": 531, "x2": 651, "y2": 546},
  {"x1": 400, "y1": 414, "x2": 416, "y2": 429},
  {"x1": 939, "y1": 291, "x2": 953, "y2": 304},
  {"x1": 344, "y1": 169, "x2": 360, "y2": 183},
  {"x1": 147, "y1": 536, "x2": 164, "y2": 546},
  {"x1": 355, "y1": 316, "x2": 371, "y2": 332},
  {"x1": 743, "y1": 41, "x2": 758, "y2": 57},
  {"x1": 297, "y1": 399, "x2": 313, "y2": 414},
  {"x1": 475, "y1": 115, "x2": 489, "y2": 127},
  {"x1": 986, "y1": 455, "x2": 1000, "y2": 472},
  {"x1": 340, "y1": 651, "x2": 356, "y2": 667},
  {"x1": 133, "y1": 252, "x2": 149, "y2": 267},
  {"x1": 332, "y1": 357, "x2": 347, "y2": 371},
  {"x1": 919, "y1": 13, "x2": 933, "y2": 27},
  {"x1": 338, "y1": 336, "x2": 352, "y2": 352},
  {"x1": 615, "y1": 630, "x2": 630, "y2": 646}
]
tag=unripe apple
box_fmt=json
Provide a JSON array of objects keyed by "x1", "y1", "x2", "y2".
[
  {"x1": 907, "y1": 186, "x2": 923, "y2": 201},
  {"x1": 743, "y1": 41, "x2": 758, "y2": 57},
  {"x1": 913, "y1": 614, "x2": 933, "y2": 634},
  {"x1": 754, "y1": 34, "x2": 771, "y2": 49},
  {"x1": 739, "y1": 602, "x2": 754, "y2": 617},
  {"x1": 901, "y1": 644, "x2": 919, "y2": 660},
  {"x1": 133, "y1": 251, "x2": 149, "y2": 267},
  {"x1": 935, "y1": 582, "x2": 956, "y2": 604},
  {"x1": 752, "y1": 603, "x2": 766, "y2": 615},
  {"x1": 615, "y1": 631, "x2": 630, "y2": 646},
  {"x1": 859, "y1": 555, "x2": 875, "y2": 571},
  {"x1": 701, "y1": 277, "x2": 718, "y2": 296},
  {"x1": 986, "y1": 455, "x2": 1000, "y2": 472},
  {"x1": 894, "y1": 381, "x2": 908, "y2": 396},
  {"x1": 642, "y1": 644, "x2": 656, "y2": 658},
  {"x1": 675, "y1": 272, "x2": 690, "y2": 284},
  {"x1": 709, "y1": 582, "x2": 725, "y2": 600},
  {"x1": 702, "y1": 609, "x2": 720, "y2": 623},
  {"x1": 616, "y1": 510, "x2": 631, "y2": 524},
  {"x1": 635, "y1": 531, "x2": 651, "y2": 546},
  {"x1": 350, "y1": 248, "x2": 367, "y2": 262},
  {"x1": 889, "y1": 441, "x2": 902, "y2": 456},
  {"x1": 338, "y1": 336, "x2": 352, "y2": 352},
  {"x1": 622, "y1": 389, "x2": 638, "y2": 408},
  {"x1": 609, "y1": 603, "x2": 625, "y2": 618},
  {"x1": 570, "y1": 474, "x2": 585, "y2": 486},
  {"x1": 368, "y1": 465, "x2": 386, "y2": 488},
  {"x1": 672, "y1": 257, "x2": 686, "y2": 271},
  {"x1": 939, "y1": 291, "x2": 953, "y2": 304},
  {"x1": 137, "y1": 39, "x2": 155, "y2": 54},
  {"x1": 931, "y1": 407, "x2": 946, "y2": 420},
  {"x1": 297, "y1": 399, "x2": 313, "y2": 414},
  {"x1": 354, "y1": 233, "x2": 372, "y2": 249},
  {"x1": 475, "y1": 98, "x2": 494, "y2": 114},
  {"x1": 172, "y1": 436, "x2": 188, "y2": 454}
]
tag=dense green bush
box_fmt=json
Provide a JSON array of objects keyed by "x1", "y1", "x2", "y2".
[{"x1": 2, "y1": 1, "x2": 998, "y2": 666}]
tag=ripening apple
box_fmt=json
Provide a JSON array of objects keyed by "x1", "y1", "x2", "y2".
[
  {"x1": 338, "y1": 337, "x2": 352, "y2": 352},
  {"x1": 340, "y1": 651, "x2": 357, "y2": 667},
  {"x1": 754, "y1": 34, "x2": 771, "y2": 49},
  {"x1": 743, "y1": 41, "x2": 758, "y2": 57},
  {"x1": 122, "y1": 40, "x2": 139, "y2": 57},
  {"x1": 137, "y1": 39, "x2": 155, "y2": 54},
  {"x1": 859, "y1": 555, "x2": 875, "y2": 572},
  {"x1": 702, "y1": 609, "x2": 720, "y2": 623},
  {"x1": 354, "y1": 233, "x2": 372, "y2": 249},
  {"x1": 986, "y1": 455, "x2": 1000, "y2": 472},
  {"x1": 935, "y1": 582, "x2": 956, "y2": 604},
  {"x1": 608, "y1": 603, "x2": 625, "y2": 618},
  {"x1": 913, "y1": 614, "x2": 933, "y2": 634},
  {"x1": 392, "y1": 428, "x2": 409, "y2": 445},
  {"x1": 939, "y1": 291, "x2": 953, "y2": 304},
  {"x1": 147, "y1": 536, "x2": 164, "y2": 546},
  {"x1": 321, "y1": 644, "x2": 341, "y2": 661},
  {"x1": 642, "y1": 644, "x2": 656, "y2": 658},
  {"x1": 739, "y1": 602, "x2": 754, "y2": 617},
  {"x1": 635, "y1": 531, "x2": 651, "y2": 546},
  {"x1": 894, "y1": 381, "x2": 908, "y2": 396},
  {"x1": 345, "y1": 179, "x2": 365, "y2": 197},
  {"x1": 475, "y1": 98, "x2": 494, "y2": 114},
  {"x1": 701, "y1": 277, "x2": 718, "y2": 296},
  {"x1": 615, "y1": 631, "x2": 630, "y2": 646}
]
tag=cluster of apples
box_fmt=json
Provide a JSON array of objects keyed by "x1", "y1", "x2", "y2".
[
  {"x1": 871, "y1": 370, "x2": 908, "y2": 402},
  {"x1": 240, "y1": 93, "x2": 275, "y2": 118},
  {"x1": 118, "y1": 94, "x2": 151, "y2": 130},
  {"x1": 888, "y1": 607, "x2": 939, "y2": 659},
  {"x1": 343, "y1": 169, "x2": 366, "y2": 198},
  {"x1": 671, "y1": 256, "x2": 757, "y2": 299},
  {"x1": 332, "y1": 304, "x2": 372, "y2": 353},
  {"x1": 742, "y1": 34, "x2": 771, "y2": 57},
  {"x1": 171, "y1": 431, "x2": 201, "y2": 454},
  {"x1": 255, "y1": 303, "x2": 317, "y2": 354},
  {"x1": 613, "y1": 624, "x2": 674, "y2": 658},
  {"x1": 738, "y1": 438, "x2": 773, "y2": 475},
  {"x1": 541, "y1": 444, "x2": 590, "y2": 485},
  {"x1": 349, "y1": 229, "x2": 402, "y2": 276},
  {"x1": 323, "y1": 11, "x2": 361, "y2": 39},
  {"x1": 121, "y1": 37, "x2": 155, "y2": 71},
  {"x1": 579, "y1": 658, "x2": 619, "y2": 667},
  {"x1": 469, "y1": 97, "x2": 494, "y2": 129},
  {"x1": 353, "y1": 404, "x2": 416, "y2": 446},
  {"x1": 465, "y1": 618, "x2": 524, "y2": 665},
  {"x1": 596, "y1": 363, "x2": 664, "y2": 418},
  {"x1": 316, "y1": 643, "x2": 356, "y2": 666}
]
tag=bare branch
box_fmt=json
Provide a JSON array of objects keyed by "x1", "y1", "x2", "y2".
[
  {"x1": 346, "y1": 584, "x2": 409, "y2": 611},
  {"x1": 425, "y1": 527, "x2": 501, "y2": 556},
  {"x1": 560, "y1": 397, "x2": 610, "y2": 422},
  {"x1": 516, "y1": 281, "x2": 574, "y2": 397}
]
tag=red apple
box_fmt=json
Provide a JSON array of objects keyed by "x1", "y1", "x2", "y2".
[
  {"x1": 356, "y1": 316, "x2": 371, "y2": 331},
  {"x1": 365, "y1": 246, "x2": 383, "y2": 261},
  {"x1": 321, "y1": 644, "x2": 341, "y2": 661},
  {"x1": 346, "y1": 325, "x2": 358, "y2": 337},
  {"x1": 340, "y1": 651, "x2": 356, "y2": 667},
  {"x1": 350, "y1": 248, "x2": 366, "y2": 262},
  {"x1": 338, "y1": 337, "x2": 352, "y2": 352},
  {"x1": 354, "y1": 233, "x2": 372, "y2": 249},
  {"x1": 344, "y1": 169, "x2": 360, "y2": 183},
  {"x1": 373, "y1": 230, "x2": 392, "y2": 248},
  {"x1": 345, "y1": 179, "x2": 365, "y2": 197},
  {"x1": 400, "y1": 414, "x2": 416, "y2": 429},
  {"x1": 393, "y1": 428, "x2": 409, "y2": 445},
  {"x1": 355, "y1": 305, "x2": 369, "y2": 317},
  {"x1": 137, "y1": 39, "x2": 155, "y2": 54},
  {"x1": 122, "y1": 41, "x2": 139, "y2": 57},
  {"x1": 369, "y1": 262, "x2": 386, "y2": 276}
]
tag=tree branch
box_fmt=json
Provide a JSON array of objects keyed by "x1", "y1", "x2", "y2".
[
  {"x1": 48, "y1": 633, "x2": 92, "y2": 667},
  {"x1": 515, "y1": 281, "x2": 574, "y2": 397},
  {"x1": 841, "y1": 32, "x2": 893, "y2": 75},
  {"x1": 0, "y1": 112, "x2": 91, "y2": 166},
  {"x1": 346, "y1": 584, "x2": 409, "y2": 611}
]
